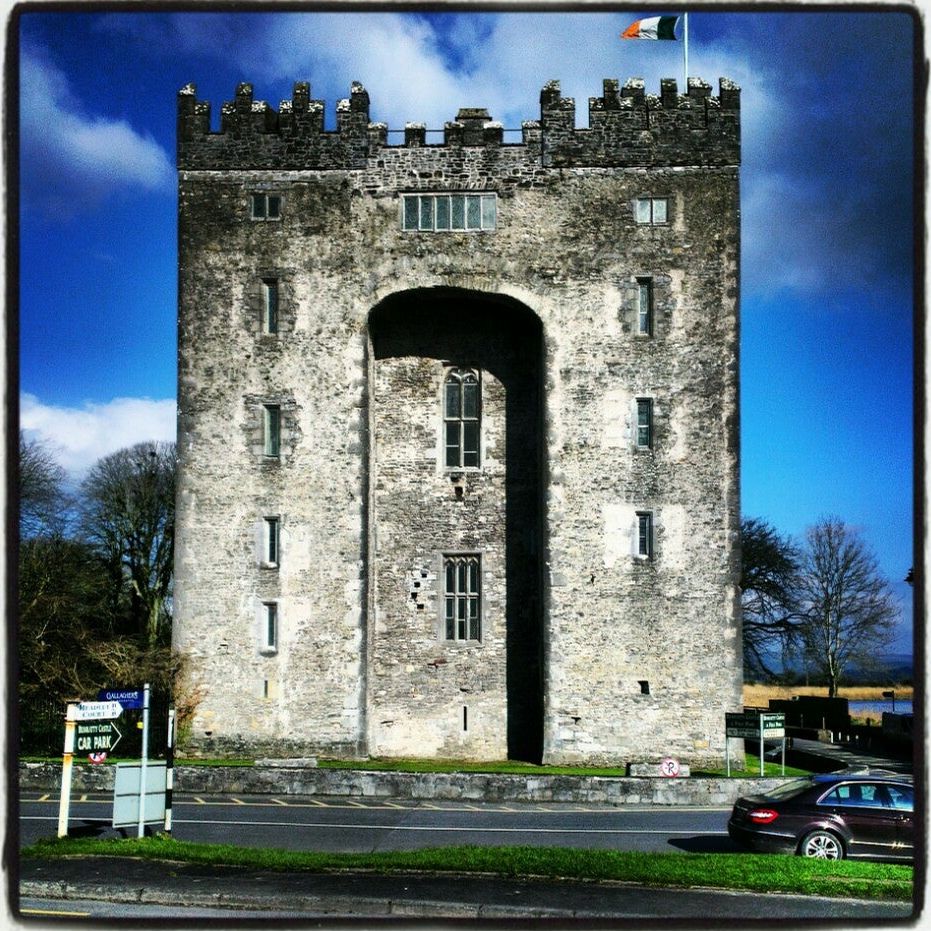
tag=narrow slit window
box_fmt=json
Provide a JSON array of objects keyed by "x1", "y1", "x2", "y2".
[
  {"x1": 262, "y1": 279, "x2": 279, "y2": 334},
  {"x1": 444, "y1": 555, "x2": 481, "y2": 641},
  {"x1": 264, "y1": 405, "x2": 281, "y2": 457},
  {"x1": 263, "y1": 602, "x2": 278, "y2": 651},
  {"x1": 636, "y1": 512, "x2": 654, "y2": 559},
  {"x1": 444, "y1": 369, "x2": 480, "y2": 468},
  {"x1": 265, "y1": 517, "x2": 280, "y2": 566},
  {"x1": 636, "y1": 399, "x2": 653, "y2": 449},
  {"x1": 637, "y1": 278, "x2": 653, "y2": 336}
]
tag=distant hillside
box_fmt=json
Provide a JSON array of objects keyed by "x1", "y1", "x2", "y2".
[{"x1": 774, "y1": 653, "x2": 913, "y2": 685}]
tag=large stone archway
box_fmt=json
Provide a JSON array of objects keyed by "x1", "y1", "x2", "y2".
[{"x1": 367, "y1": 288, "x2": 545, "y2": 762}]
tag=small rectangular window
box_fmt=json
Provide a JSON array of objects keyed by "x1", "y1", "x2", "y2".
[
  {"x1": 264, "y1": 405, "x2": 280, "y2": 457},
  {"x1": 251, "y1": 194, "x2": 282, "y2": 221},
  {"x1": 263, "y1": 602, "x2": 278, "y2": 651},
  {"x1": 636, "y1": 512, "x2": 653, "y2": 559},
  {"x1": 635, "y1": 197, "x2": 668, "y2": 226},
  {"x1": 444, "y1": 554, "x2": 481, "y2": 641},
  {"x1": 262, "y1": 279, "x2": 279, "y2": 334},
  {"x1": 265, "y1": 517, "x2": 279, "y2": 566},
  {"x1": 636, "y1": 399, "x2": 653, "y2": 449},
  {"x1": 637, "y1": 278, "x2": 653, "y2": 336}
]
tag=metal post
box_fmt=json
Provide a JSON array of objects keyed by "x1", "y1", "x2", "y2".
[
  {"x1": 164, "y1": 706, "x2": 175, "y2": 833},
  {"x1": 57, "y1": 703, "x2": 78, "y2": 838},
  {"x1": 781, "y1": 737, "x2": 786, "y2": 775},
  {"x1": 137, "y1": 683, "x2": 150, "y2": 838},
  {"x1": 759, "y1": 714, "x2": 764, "y2": 777}
]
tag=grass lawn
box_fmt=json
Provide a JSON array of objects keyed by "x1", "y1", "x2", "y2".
[{"x1": 23, "y1": 836, "x2": 913, "y2": 902}]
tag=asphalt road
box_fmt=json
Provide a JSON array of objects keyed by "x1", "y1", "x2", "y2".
[{"x1": 20, "y1": 791, "x2": 739, "y2": 853}]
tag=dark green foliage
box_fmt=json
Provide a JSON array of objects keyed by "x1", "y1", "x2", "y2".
[{"x1": 79, "y1": 441, "x2": 177, "y2": 649}]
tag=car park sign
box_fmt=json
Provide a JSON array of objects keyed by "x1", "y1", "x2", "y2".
[{"x1": 76, "y1": 721, "x2": 122, "y2": 754}]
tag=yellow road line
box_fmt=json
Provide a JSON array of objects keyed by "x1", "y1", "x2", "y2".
[
  {"x1": 271, "y1": 798, "x2": 288, "y2": 805},
  {"x1": 78, "y1": 794, "x2": 87, "y2": 802},
  {"x1": 38, "y1": 794, "x2": 49, "y2": 802},
  {"x1": 193, "y1": 796, "x2": 206, "y2": 804},
  {"x1": 21, "y1": 907, "x2": 90, "y2": 917},
  {"x1": 230, "y1": 797, "x2": 245, "y2": 804},
  {"x1": 346, "y1": 800, "x2": 367, "y2": 808}
]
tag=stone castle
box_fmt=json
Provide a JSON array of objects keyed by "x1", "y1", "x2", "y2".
[{"x1": 173, "y1": 76, "x2": 743, "y2": 766}]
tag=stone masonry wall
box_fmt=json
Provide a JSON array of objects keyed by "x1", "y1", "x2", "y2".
[{"x1": 174, "y1": 77, "x2": 741, "y2": 766}]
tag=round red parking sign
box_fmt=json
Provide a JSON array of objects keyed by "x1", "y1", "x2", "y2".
[{"x1": 660, "y1": 757, "x2": 680, "y2": 777}]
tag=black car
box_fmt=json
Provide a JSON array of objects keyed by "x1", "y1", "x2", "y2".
[{"x1": 728, "y1": 770, "x2": 913, "y2": 861}]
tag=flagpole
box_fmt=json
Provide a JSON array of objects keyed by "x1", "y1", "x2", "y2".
[{"x1": 683, "y1": 13, "x2": 689, "y2": 89}]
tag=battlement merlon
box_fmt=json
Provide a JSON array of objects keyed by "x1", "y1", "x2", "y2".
[{"x1": 177, "y1": 77, "x2": 740, "y2": 170}]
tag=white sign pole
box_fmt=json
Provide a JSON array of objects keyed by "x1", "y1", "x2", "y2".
[
  {"x1": 57, "y1": 703, "x2": 78, "y2": 838},
  {"x1": 137, "y1": 683, "x2": 150, "y2": 838},
  {"x1": 759, "y1": 714, "x2": 764, "y2": 776}
]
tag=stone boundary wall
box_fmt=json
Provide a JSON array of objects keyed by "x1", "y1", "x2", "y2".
[{"x1": 20, "y1": 762, "x2": 786, "y2": 806}]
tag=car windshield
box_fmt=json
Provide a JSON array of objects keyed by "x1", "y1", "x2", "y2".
[{"x1": 765, "y1": 778, "x2": 815, "y2": 801}]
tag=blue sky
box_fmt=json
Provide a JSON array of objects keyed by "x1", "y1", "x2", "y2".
[{"x1": 16, "y1": 8, "x2": 916, "y2": 654}]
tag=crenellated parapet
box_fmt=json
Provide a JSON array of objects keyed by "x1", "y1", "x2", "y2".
[{"x1": 177, "y1": 77, "x2": 739, "y2": 171}]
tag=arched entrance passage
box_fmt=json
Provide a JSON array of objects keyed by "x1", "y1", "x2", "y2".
[{"x1": 367, "y1": 288, "x2": 544, "y2": 763}]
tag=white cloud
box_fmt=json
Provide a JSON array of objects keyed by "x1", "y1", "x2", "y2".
[
  {"x1": 20, "y1": 45, "x2": 174, "y2": 217},
  {"x1": 20, "y1": 394, "x2": 176, "y2": 478}
]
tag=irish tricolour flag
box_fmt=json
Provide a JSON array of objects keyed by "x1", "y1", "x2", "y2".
[{"x1": 621, "y1": 15, "x2": 680, "y2": 40}]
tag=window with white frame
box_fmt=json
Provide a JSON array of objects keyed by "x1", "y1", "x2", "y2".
[
  {"x1": 444, "y1": 368, "x2": 480, "y2": 468},
  {"x1": 251, "y1": 193, "x2": 281, "y2": 220},
  {"x1": 634, "y1": 197, "x2": 668, "y2": 225},
  {"x1": 444, "y1": 554, "x2": 481, "y2": 641},
  {"x1": 262, "y1": 602, "x2": 278, "y2": 652},
  {"x1": 635, "y1": 398, "x2": 653, "y2": 449},
  {"x1": 637, "y1": 278, "x2": 654, "y2": 336},
  {"x1": 635, "y1": 511, "x2": 654, "y2": 559},
  {"x1": 263, "y1": 405, "x2": 280, "y2": 457},
  {"x1": 264, "y1": 517, "x2": 280, "y2": 566},
  {"x1": 262, "y1": 279, "x2": 279, "y2": 334},
  {"x1": 402, "y1": 193, "x2": 496, "y2": 231}
]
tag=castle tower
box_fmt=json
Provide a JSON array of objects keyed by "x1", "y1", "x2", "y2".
[{"x1": 174, "y1": 76, "x2": 742, "y2": 765}]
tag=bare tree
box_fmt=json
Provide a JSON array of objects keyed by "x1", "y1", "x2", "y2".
[
  {"x1": 80, "y1": 441, "x2": 177, "y2": 649},
  {"x1": 797, "y1": 517, "x2": 897, "y2": 697},
  {"x1": 19, "y1": 432, "x2": 69, "y2": 537},
  {"x1": 740, "y1": 517, "x2": 803, "y2": 681}
]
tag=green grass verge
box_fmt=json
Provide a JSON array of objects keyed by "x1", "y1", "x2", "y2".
[
  {"x1": 23, "y1": 836, "x2": 912, "y2": 902},
  {"x1": 317, "y1": 753, "x2": 809, "y2": 779},
  {"x1": 22, "y1": 753, "x2": 808, "y2": 777}
]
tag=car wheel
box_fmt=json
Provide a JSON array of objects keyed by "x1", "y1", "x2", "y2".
[{"x1": 800, "y1": 830, "x2": 844, "y2": 860}]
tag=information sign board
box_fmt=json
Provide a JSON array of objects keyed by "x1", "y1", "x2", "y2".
[
  {"x1": 98, "y1": 688, "x2": 144, "y2": 710},
  {"x1": 113, "y1": 762, "x2": 167, "y2": 828}
]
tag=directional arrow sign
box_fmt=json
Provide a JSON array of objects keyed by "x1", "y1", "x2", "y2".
[
  {"x1": 76, "y1": 721, "x2": 122, "y2": 753},
  {"x1": 74, "y1": 700, "x2": 123, "y2": 721}
]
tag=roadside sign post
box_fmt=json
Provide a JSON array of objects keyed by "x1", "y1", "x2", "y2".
[
  {"x1": 137, "y1": 683, "x2": 150, "y2": 838},
  {"x1": 725, "y1": 712, "x2": 786, "y2": 777},
  {"x1": 57, "y1": 703, "x2": 78, "y2": 837},
  {"x1": 165, "y1": 706, "x2": 176, "y2": 833}
]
